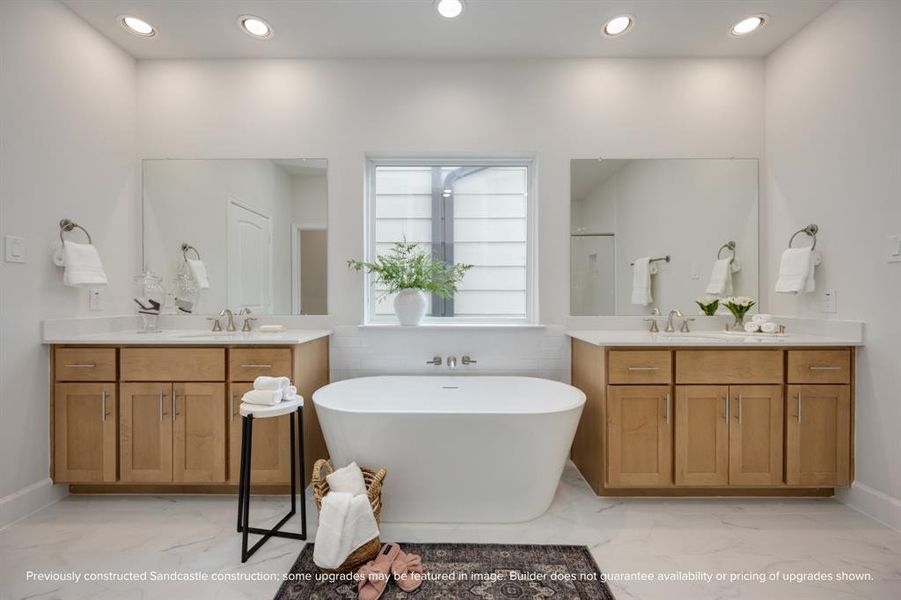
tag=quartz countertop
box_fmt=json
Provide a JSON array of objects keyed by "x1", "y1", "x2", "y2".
[
  {"x1": 43, "y1": 328, "x2": 332, "y2": 346},
  {"x1": 566, "y1": 330, "x2": 863, "y2": 347}
]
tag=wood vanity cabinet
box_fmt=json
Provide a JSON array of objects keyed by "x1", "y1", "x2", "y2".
[
  {"x1": 50, "y1": 337, "x2": 330, "y2": 492},
  {"x1": 53, "y1": 383, "x2": 117, "y2": 482},
  {"x1": 607, "y1": 385, "x2": 673, "y2": 487},
  {"x1": 571, "y1": 342, "x2": 854, "y2": 497},
  {"x1": 675, "y1": 385, "x2": 783, "y2": 486}
]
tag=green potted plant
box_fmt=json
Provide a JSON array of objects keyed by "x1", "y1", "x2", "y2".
[
  {"x1": 695, "y1": 295, "x2": 720, "y2": 316},
  {"x1": 348, "y1": 241, "x2": 472, "y2": 326},
  {"x1": 723, "y1": 296, "x2": 756, "y2": 331}
]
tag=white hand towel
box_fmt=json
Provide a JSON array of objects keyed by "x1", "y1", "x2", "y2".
[
  {"x1": 253, "y1": 376, "x2": 291, "y2": 392},
  {"x1": 705, "y1": 258, "x2": 733, "y2": 295},
  {"x1": 313, "y1": 492, "x2": 379, "y2": 570},
  {"x1": 62, "y1": 241, "x2": 108, "y2": 287},
  {"x1": 241, "y1": 389, "x2": 282, "y2": 406},
  {"x1": 631, "y1": 257, "x2": 653, "y2": 306},
  {"x1": 186, "y1": 259, "x2": 210, "y2": 289},
  {"x1": 775, "y1": 248, "x2": 814, "y2": 294},
  {"x1": 326, "y1": 462, "x2": 368, "y2": 497}
]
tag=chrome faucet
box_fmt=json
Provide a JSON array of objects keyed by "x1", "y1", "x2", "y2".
[
  {"x1": 644, "y1": 317, "x2": 659, "y2": 333},
  {"x1": 665, "y1": 309, "x2": 684, "y2": 333},
  {"x1": 239, "y1": 308, "x2": 256, "y2": 332},
  {"x1": 425, "y1": 356, "x2": 442, "y2": 366},
  {"x1": 219, "y1": 308, "x2": 237, "y2": 332},
  {"x1": 447, "y1": 356, "x2": 457, "y2": 369}
]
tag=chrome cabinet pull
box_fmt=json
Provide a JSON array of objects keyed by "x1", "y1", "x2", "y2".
[
  {"x1": 158, "y1": 390, "x2": 166, "y2": 421},
  {"x1": 101, "y1": 390, "x2": 108, "y2": 422},
  {"x1": 737, "y1": 394, "x2": 743, "y2": 424},
  {"x1": 809, "y1": 365, "x2": 842, "y2": 371},
  {"x1": 723, "y1": 393, "x2": 729, "y2": 423},
  {"x1": 230, "y1": 392, "x2": 235, "y2": 421},
  {"x1": 665, "y1": 393, "x2": 671, "y2": 424},
  {"x1": 172, "y1": 394, "x2": 178, "y2": 422},
  {"x1": 241, "y1": 364, "x2": 272, "y2": 369},
  {"x1": 628, "y1": 366, "x2": 659, "y2": 371},
  {"x1": 65, "y1": 363, "x2": 96, "y2": 368},
  {"x1": 796, "y1": 392, "x2": 802, "y2": 423}
]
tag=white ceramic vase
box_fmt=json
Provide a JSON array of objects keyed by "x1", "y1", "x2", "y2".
[{"x1": 393, "y1": 288, "x2": 428, "y2": 326}]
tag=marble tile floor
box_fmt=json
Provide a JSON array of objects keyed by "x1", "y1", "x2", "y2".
[{"x1": 1, "y1": 464, "x2": 899, "y2": 600}]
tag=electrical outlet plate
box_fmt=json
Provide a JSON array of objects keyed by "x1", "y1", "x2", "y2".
[
  {"x1": 888, "y1": 234, "x2": 901, "y2": 263},
  {"x1": 89, "y1": 287, "x2": 104, "y2": 311},
  {"x1": 822, "y1": 288, "x2": 837, "y2": 313}
]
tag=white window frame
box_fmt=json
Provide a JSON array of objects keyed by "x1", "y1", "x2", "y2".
[{"x1": 364, "y1": 155, "x2": 538, "y2": 325}]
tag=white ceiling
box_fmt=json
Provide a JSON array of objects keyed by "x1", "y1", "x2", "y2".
[{"x1": 63, "y1": 0, "x2": 836, "y2": 60}]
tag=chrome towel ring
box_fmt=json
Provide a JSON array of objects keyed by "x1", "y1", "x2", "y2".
[
  {"x1": 181, "y1": 243, "x2": 201, "y2": 261},
  {"x1": 58, "y1": 219, "x2": 92, "y2": 244},
  {"x1": 788, "y1": 224, "x2": 818, "y2": 251},
  {"x1": 717, "y1": 241, "x2": 736, "y2": 260}
]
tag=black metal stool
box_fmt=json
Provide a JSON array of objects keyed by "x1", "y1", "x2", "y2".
[{"x1": 236, "y1": 398, "x2": 307, "y2": 562}]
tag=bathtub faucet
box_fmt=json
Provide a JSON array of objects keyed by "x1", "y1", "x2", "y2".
[{"x1": 447, "y1": 356, "x2": 457, "y2": 369}]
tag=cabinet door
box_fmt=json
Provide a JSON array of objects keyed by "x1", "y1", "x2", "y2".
[
  {"x1": 227, "y1": 383, "x2": 292, "y2": 484},
  {"x1": 675, "y1": 386, "x2": 729, "y2": 486},
  {"x1": 607, "y1": 386, "x2": 672, "y2": 487},
  {"x1": 173, "y1": 383, "x2": 226, "y2": 483},
  {"x1": 120, "y1": 383, "x2": 173, "y2": 482},
  {"x1": 786, "y1": 385, "x2": 851, "y2": 486},
  {"x1": 54, "y1": 383, "x2": 117, "y2": 482},
  {"x1": 729, "y1": 385, "x2": 783, "y2": 486}
]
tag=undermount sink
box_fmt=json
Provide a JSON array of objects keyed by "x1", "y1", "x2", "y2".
[
  {"x1": 173, "y1": 331, "x2": 247, "y2": 339},
  {"x1": 655, "y1": 332, "x2": 732, "y2": 342}
]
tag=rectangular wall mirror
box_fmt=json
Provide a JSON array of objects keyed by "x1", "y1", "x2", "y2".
[
  {"x1": 570, "y1": 158, "x2": 758, "y2": 316},
  {"x1": 142, "y1": 159, "x2": 328, "y2": 315}
]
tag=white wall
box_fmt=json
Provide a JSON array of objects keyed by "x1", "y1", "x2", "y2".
[
  {"x1": 143, "y1": 159, "x2": 295, "y2": 313},
  {"x1": 137, "y1": 58, "x2": 765, "y2": 326},
  {"x1": 0, "y1": 0, "x2": 137, "y2": 526},
  {"x1": 765, "y1": 0, "x2": 901, "y2": 529},
  {"x1": 292, "y1": 173, "x2": 328, "y2": 226}
]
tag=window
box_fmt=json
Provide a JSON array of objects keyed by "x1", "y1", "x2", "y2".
[{"x1": 366, "y1": 157, "x2": 535, "y2": 323}]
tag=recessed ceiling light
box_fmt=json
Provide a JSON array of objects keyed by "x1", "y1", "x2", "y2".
[
  {"x1": 436, "y1": 0, "x2": 464, "y2": 19},
  {"x1": 603, "y1": 15, "x2": 633, "y2": 37},
  {"x1": 239, "y1": 15, "x2": 273, "y2": 38},
  {"x1": 731, "y1": 15, "x2": 767, "y2": 36},
  {"x1": 120, "y1": 15, "x2": 155, "y2": 37}
]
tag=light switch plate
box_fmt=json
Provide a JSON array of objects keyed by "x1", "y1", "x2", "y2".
[
  {"x1": 4, "y1": 235, "x2": 25, "y2": 263},
  {"x1": 888, "y1": 234, "x2": 901, "y2": 263},
  {"x1": 822, "y1": 288, "x2": 837, "y2": 313}
]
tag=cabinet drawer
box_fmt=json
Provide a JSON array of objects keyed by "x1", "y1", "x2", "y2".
[
  {"x1": 676, "y1": 350, "x2": 783, "y2": 384},
  {"x1": 229, "y1": 348, "x2": 292, "y2": 381},
  {"x1": 55, "y1": 348, "x2": 116, "y2": 381},
  {"x1": 120, "y1": 348, "x2": 225, "y2": 381},
  {"x1": 787, "y1": 350, "x2": 851, "y2": 384},
  {"x1": 608, "y1": 350, "x2": 672, "y2": 384}
]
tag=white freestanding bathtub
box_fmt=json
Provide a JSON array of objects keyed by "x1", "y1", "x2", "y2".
[{"x1": 313, "y1": 376, "x2": 585, "y2": 523}]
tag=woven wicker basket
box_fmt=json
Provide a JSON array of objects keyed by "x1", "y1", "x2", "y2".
[{"x1": 311, "y1": 459, "x2": 387, "y2": 573}]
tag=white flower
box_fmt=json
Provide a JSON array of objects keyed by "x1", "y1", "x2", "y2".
[
  {"x1": 725, "y1": 296, "x2": 756, "y2": 307},
  {"x1": 696, "y1": 295, "x2": 719, "y2": 305}
]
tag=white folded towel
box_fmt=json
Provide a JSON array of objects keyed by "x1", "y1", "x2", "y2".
[
  {"x1": 62, "y1": 241, "x2": 108, "y2": 287},
  {"x1": 326, "y1": 462, "x2": 368, "y2": 497},
  {"x1": 775, "y1": 248, "x2": 815, "y2": 294},
  {"x1": 186, "y1": 259, "x2": 210, "y2": 289},
  {"x1": 631, "y1": 257, "x2": 653, "y2": 306},
  {"x1": 253, "y1": 376, "x2": 291, "y2": 392},
  {"x1": 313, "y1": 492, "x2": 379, "y2": 570},
  {"x1": 705, "y1": 258, "x2": 733, "y2": 295},
  {"x1": 241, "y1": 389, "x2": 282, "y2": 406}
]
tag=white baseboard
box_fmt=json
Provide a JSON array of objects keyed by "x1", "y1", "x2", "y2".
[
  {"x1": 837, "y1": 482, "x2": 901, "y2": 533},
  {"x1": 0, "y1": 478, "x2": 67, "y2": 531}
]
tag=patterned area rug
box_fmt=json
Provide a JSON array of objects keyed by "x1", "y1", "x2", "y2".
[{"x1": 274, "y1": 543, "x2": 615, "y2": 599}]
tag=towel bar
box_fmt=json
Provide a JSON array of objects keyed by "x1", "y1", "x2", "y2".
[{"x1": 630, "y1": 255, "x2": 670, "y2": 266}]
